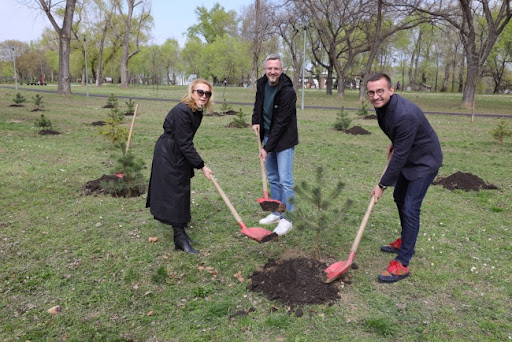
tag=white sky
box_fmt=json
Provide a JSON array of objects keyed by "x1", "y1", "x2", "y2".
[{"x1": 0, "y1": 0, "x2": 253, "y2": 46}]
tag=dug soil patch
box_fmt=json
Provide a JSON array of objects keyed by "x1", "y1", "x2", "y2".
[
  {"x1": 344, "y1": 126, "x2": 371, "y2": 135},
  {"x1": 38, "y1": 129, "x2": 61, "y2": 135},
  {"x1": 363, "y1": 114, "x2": 377, "y2": 120},
  {"x1": 434, "y1": 171, "x2": 498, "y2": 191},
  {"x1": 248, "y1": 257, "x2": 341, "y2": 306},
  {"x1": 83, "y1": 174, "x2": 144, "y2": 197}
]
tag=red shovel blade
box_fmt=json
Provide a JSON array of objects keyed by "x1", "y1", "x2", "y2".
[
  {"x1": 257, "y1": 190, "x2": 283, "y2": 212},
  {"x1": 324, "y1": 251, "x2": 356, "y2": 283},
  {"x1": 238, "y1": 221, "x2": 275, "y2": 243}
]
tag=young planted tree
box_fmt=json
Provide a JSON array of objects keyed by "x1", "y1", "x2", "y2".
[
  {"x1": 97, "y1": 106, "x2": 127, "y2": 147},
  {"x1": 229, "y1": 108, "x2": 249, "y2": 128},
  {"x1": 490, "y1": 118, "x2": 512, "y2": 145},
  {"x1": 12, "y1": 93, "x2": 26, "y2": 106},
  {"x1": 32, "y1": 94, "x2": 44, "y2": 111},
  {"x1": 34, "y1": 114, "x2": 52, "y2": 130},
  {"x1": 333, "y1": 106, "x2": 352, "y2": 131},
  {"x1": 287, "y1": 166, "x2": 353, "y2": 260},
  {"x1": 101, "y1": 143, "x2": 146, "y2": 198},
  {"x1": 355, "y1": 101, "x2": 369, "y2": 118}
]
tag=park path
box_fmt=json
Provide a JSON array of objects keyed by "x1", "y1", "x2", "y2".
[{"x1": 2, "y1": 85, "x2": 511, "y2": 119}]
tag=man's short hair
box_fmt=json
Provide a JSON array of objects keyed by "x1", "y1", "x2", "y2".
[
  {"x1": 367, "y1": 73, "x2": 392, "y2": 88},
  {"x1": 265, "y1": 54, "x2": 283, "y2": 68}
]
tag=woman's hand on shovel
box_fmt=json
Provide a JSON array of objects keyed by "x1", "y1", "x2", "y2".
[{"x1": 201, "y1": 166, "x2": 213, "y2": 181}]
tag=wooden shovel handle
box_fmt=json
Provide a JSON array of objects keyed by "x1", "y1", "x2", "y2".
[
  {"x1": 255, "y1": 131, "x2": 269, "y2": 195},
  {"x1": 350, "y1": 153, "x2": 393, "y2": 253},
  {"x1": 125, "y1": 103, "x2": 139, "y2": 153},
  {"x1": 210, "y1": 175, "x2": 243, "y2": 222}
]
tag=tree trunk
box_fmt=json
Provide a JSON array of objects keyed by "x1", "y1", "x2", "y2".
[
  {"x1": 39, "y1": 0, "x2": 77, "y2": 95},
  {"x1": 120, "y1": 0, "x2": 135, "y2": 89}
]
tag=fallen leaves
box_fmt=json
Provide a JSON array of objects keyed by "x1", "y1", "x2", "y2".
[
  {"x1": 48, "y1": 305, "x2": 62, "y2": 315},
  {"x1": 233, "y1": 271, "x2": 244, "y2": 282}
]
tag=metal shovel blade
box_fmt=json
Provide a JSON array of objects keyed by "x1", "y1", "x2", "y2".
[
  {"x1": 324, "y1": 251, "x2": 355, "y2": 283},
  {"x1": 238, "y1": 221, "x2": 275, "y2": 243}
]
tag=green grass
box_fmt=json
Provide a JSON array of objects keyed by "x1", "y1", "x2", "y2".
[{"x1": 0, "y1": 84, "x2": 511, "y2": 341}]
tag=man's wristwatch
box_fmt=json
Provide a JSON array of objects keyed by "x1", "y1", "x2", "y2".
[{"x1": 378, "y1": 182, "x2": 387, "y2": 191}]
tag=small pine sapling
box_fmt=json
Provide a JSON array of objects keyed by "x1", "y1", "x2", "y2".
[
  {"x1": 230, "y1": 108, "x2": 248, "y2": 128},
  {"x1": 32, "y1": 94, "x2": 44, "y2": 110},
  {"x1": 12, "y1": 93, "x2": 26, "y2": 106},
  {"x1": 334, "y1": 106, "x2": 352, "y2": 131},
  {"x1": 219, "y1": 98, "x2": 233, "y2": 113},
  {"x1": 100, "y1": 143, "x2": 146, "y2": 197},
  {"x1": 125, "y1": 98, "x2": 135, "y2": 114},
  {"x1": 356, "y1": 101, "x2": 369, "y2": 117},
  {"x1": 287, "y1": 166, "x2": 353, "y2": 260},
  {"x1": 489, "y1": 118, "x2": 512, "y2": 145},
  {"x1": 34, "y1": 114, "x2": 52, "y2": 130},
  {"x1": 106, "y1": 93, "x2": 119, "y2": 108},
  {"x1": 97, "y1": 107, "x2": 128, "y2": 147}
]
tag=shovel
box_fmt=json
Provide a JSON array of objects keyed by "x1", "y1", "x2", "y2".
[
  {"x1": 324, "y1": 156, "x2": 391, "y2": 283},
  {"x1": 255, "y1": 132, "x2": 284, "y2": 212},
  {"x1": 210, "y1": 175, "x2": 276, "y2": 243}
]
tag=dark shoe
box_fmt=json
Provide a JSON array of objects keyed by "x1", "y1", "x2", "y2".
[
  {"x1": 380, "y1": 238, "x2": 401, "y2": 254},
  {"x1": 378, "y1": 260, "x2": 409, "y2": 283},
  {"x1": 184, "y1": 232, "x2": 199, "y2": 245},
  {"x1": 174, "y1": 237, "x2": 199, "y2": 254}
]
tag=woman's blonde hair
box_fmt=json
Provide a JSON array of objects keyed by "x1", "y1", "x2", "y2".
[{"x1": 182, "y1": 79, "x2": 214, "y2": 113}]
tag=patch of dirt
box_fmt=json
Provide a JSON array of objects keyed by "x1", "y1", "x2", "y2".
[
  {"x1": 9, "y1": 104, "x2": 24, "y2": 107},
  {"x1": 208, "y1": 110, "x2": 239, "y2": 117},
  {"x1": 38, "y1": 129, "x2": 61, "y2": 135},
  {"x1": 344, "y1": 126, "x2": 371, "y2": 135},
  {"x1": 124, "y1": 112, "x2": 134, "y2": 116},
  {"x1": 434, "y1": 171, "x2": 498, "y2": 191},
  {"x1": 31, "y1": 108, "x2": 44, "y2": 112},
  {"x1": 102, "y1": 104, "x2": 115, "y2": 108},
  {"x1": 248, "y1": 257, "x2": 341, "y2": 306},
  {"x1": 83, "y1": 174, "x2": 144, "y2": 197},
  {"x1": 226, "y1": 122, "x2": 250, "y2": 128},
  {"x1": 91, "y1": 121, "x2": 105, "y2": 126},
  {"x1": 363, "y1": 114, "x2": 377, "y2": 120}
]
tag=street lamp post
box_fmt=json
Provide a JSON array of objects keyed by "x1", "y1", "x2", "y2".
[
  {"x1": 12, "y1": 48, "x2": 18, "y2": 90},
  {"x1": 301, "y1": 24, "x2": 306, "y2": 111},
  {"x1": 84, "y1": 36, "x2": 89, "y2": 97}
]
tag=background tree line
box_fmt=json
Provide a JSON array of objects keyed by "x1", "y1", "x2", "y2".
[{"x1": 0, "y1": 0, "x2": 511, "y2": 108}]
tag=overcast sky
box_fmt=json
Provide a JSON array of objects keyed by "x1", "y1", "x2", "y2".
[{"x1": 0, "y1": 0, "x2": 253, "y2": 46}]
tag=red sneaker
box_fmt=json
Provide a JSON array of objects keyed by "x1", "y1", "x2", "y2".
[
  {"x1": 380, "y1": 238, "x2": 401, "y2": 254},
  {"x1": 378, "y1": 260, "x2": 409, "y2": 283}
]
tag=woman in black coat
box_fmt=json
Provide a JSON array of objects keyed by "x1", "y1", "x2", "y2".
[{"x1": 146, "y1": 79, "x2": 214, "y2": 254}]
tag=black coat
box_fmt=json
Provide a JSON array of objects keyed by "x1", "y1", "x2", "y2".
[
  {"x1": 377, "y1": 94, "x2": 443, "y2": 185},
  {"x1": 252, "y1": 73, "x2": 298, "y2": 152},
  {"x1": 146, "y1": 102, "x2": 205, "y2": 224}
]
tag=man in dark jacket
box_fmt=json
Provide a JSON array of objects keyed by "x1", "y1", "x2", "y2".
[
  {"x1": 252, "y1": 54, "x2": 299, "y2": 235},
  {"x1": 368, "y1": 73, "x2": 443, "y2": 283}
]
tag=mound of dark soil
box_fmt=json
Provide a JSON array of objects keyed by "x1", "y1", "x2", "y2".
[
  {"x1": 226, "y1": 122, "x2": 250, "y2": 128},
  {"x1": 248, "y1": 257, "x2": 340, "y2": 306},
  {"x1": 9, "y1": 104, "x2": 24, "y2": 107},
  {"x1": 38, "y1": 129, "x2": 61, "y2": 135},
  {"x1": 124, "y1": 112, "x2": 134, "y2": 116},
  {"x1": 31, "y1": 108, "x2": 44, "y2": 112},
  {"x1": 83, "y1": 174, "x2": 144, "y2": 197},
  {"x1": 434, "y1": 171, "x2": 498, "y2": 191},
  {"x1": 102, "y1": 104, "x2": 115, "y2": 108},
  {"x1": 91, "y1": 121, "x2": 105, "y2": 126},
  {"x1": 83, "y1": 174, "x2": 120, "y2": 196},
  {"x1": 363, "y1": 114, "x2": 377, "y2": 120},
  {"x1": 208, "y1": 110, "x2": 239, "y2": 117},
  {"x1": 344, "y1": 126, "x2": 371, "y2": 135}
]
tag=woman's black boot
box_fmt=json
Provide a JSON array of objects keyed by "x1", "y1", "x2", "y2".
[{"x1": 173, "y1": 226, "x2": 198, "y2": 254}]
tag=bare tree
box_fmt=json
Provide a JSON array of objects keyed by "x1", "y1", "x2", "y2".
[
  {"x1": 358, "y1": 2, "x2": 428, "y2": 100},
  {"x1": 275, "y1": 4, "x2": 307, "y2": 94},
  {"x1": 403, "y1": 0, "x2": 512, "y2": 108},
  {"x1": 112, "y1": 0, "x2": 151, "y2": 88},
  {"x1": 37, "y1": 0, "x2": 78, "y2": 95}
]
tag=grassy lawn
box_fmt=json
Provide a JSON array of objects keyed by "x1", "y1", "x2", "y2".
[{"x1": 0, "y1": 85, "x2": 511, "y2": 341}]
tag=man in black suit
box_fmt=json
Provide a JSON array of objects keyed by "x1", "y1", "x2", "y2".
[{"x1": 368, "y1": 73, "x2": 443, "y2": 283}]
